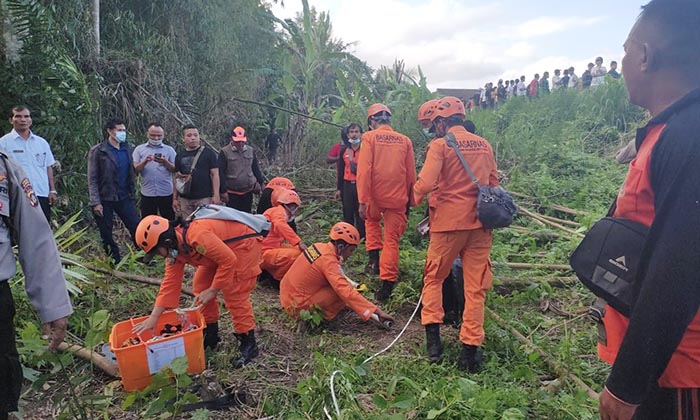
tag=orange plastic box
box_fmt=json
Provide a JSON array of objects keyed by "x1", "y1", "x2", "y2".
[{"x1": 109, "y1": 310, "x2": 206, "y2": 391}]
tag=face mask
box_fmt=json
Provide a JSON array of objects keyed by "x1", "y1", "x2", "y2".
[
  {"x1": 166, "y1": 248, "x2": 178, "y2": 265},
  {"x1": 348, "y1": 138, "x2": 361, "y2": 145},
  {"x1": 422, "y1": 128, "x2": 436, "y2": 139},
  {"x1": 115, "y1": 131, "x2": 127, "y2": 143},
  {"x1": 148, "y1": 139, "x2": 163, "y2": 147}
]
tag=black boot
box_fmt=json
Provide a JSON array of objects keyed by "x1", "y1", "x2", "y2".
[
  {"x1": 203, "y1": 322, "x2": 221, "y2": 350},
  {"x1": 425, "y1": 324, "x2": 443, "y2": 363},
  {"x1": 364, "y1": 250, "x2": 380, "y2": 275},
  {"x1": 374, "y1": 280, "x2": 395, "y2": 303},
  {"x1": 232, "y1": 330, "x2": 259, "y2": 368},
  {"x1": 457, "y1": 344, "x2": 483, "y2": 373}
]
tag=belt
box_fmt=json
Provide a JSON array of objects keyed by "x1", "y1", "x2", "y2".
[{"x1": 344, "y1": 180, "x2": 356, "y2": 184}]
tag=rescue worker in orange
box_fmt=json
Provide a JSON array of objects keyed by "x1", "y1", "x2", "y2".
[
  {"x1": 280, "y1": 222, "x2": 394, "y2": 325},
  {"x1": 132, "y1": 214, "x2": 264, "y2": 368},
  {"x1": 595, "y1": 1, "x2": 700, "y2": 418},
  {"x1": 414, "y1": 97, "x2": 498, "y2": 371},
  {"x1": 260, "y1": 188, "x2": 306, "y2": 282},
  {"x1": 335, "y1": 123, "x2": 365, "y2": 238},
  {"x1": 356, "y1": 103, "x2": 416, "y2": 302}
]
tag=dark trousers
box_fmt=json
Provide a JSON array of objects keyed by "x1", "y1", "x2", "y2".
[
  {"x1": 95, "y1": 198, "x2": 140, "y2": 263},
  {"x1": 38, "y1": 196, "x2": 50, "y2": 223},
  {"x1": 342, "y1": 180, "x2": 365, "y2": 238},
  {"x1": 227, "y1": 191, "x2": 254, "y2": 213},
  {"x1": 633, "y1": 385, "x2": 700, "y2": 419},
  {"x1": 0, "y1": 282, "x2": 22, "y2": 417},
  {"x1": 140, "y1": 194, "x2": 175, "y2": 220}
]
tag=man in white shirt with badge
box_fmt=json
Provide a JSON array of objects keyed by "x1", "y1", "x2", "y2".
[
  {"x1": 0, "y1": 105, "x2": 57, "y2": 222},
  {"x1": 132, "y1": 122, "x2": 177, "y2": 219}
]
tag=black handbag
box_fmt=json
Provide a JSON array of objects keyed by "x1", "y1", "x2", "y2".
[
  {"x1": 569, "y1": 216, "x2": 648, "y2": 317},
  {"x1": 445, "y1": 133, "x2": 517, "y2": 229}
]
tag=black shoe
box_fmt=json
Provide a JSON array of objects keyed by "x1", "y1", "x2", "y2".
[
  {"x1": 364, "y1": 250, "x2": 380, "y2": 275},
  {"x1": 374, "y1": 280, "x2": 395, "y2": 303},
  {"x1": 203, "y1": 323, "x2": 221, "y2": 350},
  {"x1": 232, "y1": 330, "x2": 259, "y2": 368},
  {"x1": 257, "y1": 270, "x2": 280, "y2": 290},
  {"x1": 425, "y1": 323, "x2": 443, "y2": 363},
  {"x1": 457, "y1": 344, "x2": 483, "y2": 373}
]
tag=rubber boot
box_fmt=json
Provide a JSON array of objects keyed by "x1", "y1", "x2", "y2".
[
  {"x1": 457, "y1": 344, "x2": 484, "y2": 373},
  {"x1": 203, "y1": 322, "x2": 221, "y2": 350},
  {"x1": 425, "y1": 323, "x2": 443, "y2": 363},
  {"x1": 364, "y1": 250, "x2": 380, "y2": 275},
  {"x1": 232, "y1": 330, "x2": 259, "y2": 368},
  {"x1": 374, "y1": 280, "x2": 395, "y2": 303}
]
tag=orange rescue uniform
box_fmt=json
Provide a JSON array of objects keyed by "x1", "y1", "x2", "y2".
[
  {"x1": 280, "y1": 242, "x2": 377, "y2": 321},
  {"x1": 356, "y1": 125, "x2": 416, "y2": 282},
  {"x1": 260, "y1": 206, "x2": 302, "y2": 281},
  {"x1": 414, "y1": 125, "x2": 499, "y2": 346},
  {"x1": 154, "y1": 219, "x2": 262, "y2": 333}
]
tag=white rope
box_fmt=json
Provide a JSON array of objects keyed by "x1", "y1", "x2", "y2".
[{"x1": 327, "y1": 293, "x2": 423, "y2": 419}]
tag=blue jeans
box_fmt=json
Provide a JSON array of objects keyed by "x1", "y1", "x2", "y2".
[{"x1": 94, "y1": 198, "x2": 140, "y2": 263}]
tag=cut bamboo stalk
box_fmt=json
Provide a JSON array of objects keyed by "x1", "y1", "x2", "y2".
[
  {"x1": 57, "y1": 342, "x2": 120, "y2": 378},
  {"x1": 485, "y1": 307, "x2": 599, "y2": 400},
  {"x1": 81, "y1": 263, "x2": 195, "y2": 297},
  {"x1": 538, "y1": 214, "x2": 581, "y2": 228},
  {"x1": 519, "y1": 208, "x2": 584, "y2": 238},
  {"x1": 509, "y1": 226, "x2": 564, "y2": 240},
  {"x1": 494, "y1": 262, "x2": 572, "y2": 271}
]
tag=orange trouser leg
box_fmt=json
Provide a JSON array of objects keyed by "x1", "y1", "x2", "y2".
[
  {"x1": 364, "y1": 206, "x2": 383, "y2": 252},
  {"x1": 261, "y1": 248, "x2": 302, "y2": 281},
  {"x1": 421, "y1": 231, "x2": 469, "y2": 325},
  {"x1": 304, "y1": 287, "x2": 346, "y2": 320},
  {"x1": 458, "y1": 229, "x2": 493, "y2": 346},
  {"x1": 192, "y1": 264, "x2": 219, "y2": 324},
  {"x1": 379, "y1": 209, "x2": 408, "y2": 282},
  {"x1": 219, "y1": 273, "x2": 258, "y2": 333}
]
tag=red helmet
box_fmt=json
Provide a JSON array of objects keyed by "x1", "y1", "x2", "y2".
[
  {"x1": 265, "y1": 177, "x2": 295, "y2": 191},
  {"x1": 329, "y1": 222, "x2": 360, "y2": 246},
  {"x1": 430, "y1": 97, "x2": 466, "y2": 122},
  {"x1": 272, "y1": 188, "x2": 301, "y2": 207},
  {"x1": 232, "y1": 126, "x2": 247, "y2": 142},
  {"x1": 135, "y1": 215, "x2": 169, "y2": 253},
  {"x1": 367, "y1": 103, "x2": 392, "y2": 119},
  {"x1": 417, "y1": 99, "x2": 437, "y2": 128}
]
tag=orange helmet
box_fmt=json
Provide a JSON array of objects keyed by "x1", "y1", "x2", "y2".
[
  {"x1": 232, "y1": 126, "x2": 247, "y2": 142},
  {"x1": 272, "y1": 188, "x2": 301, "y2": 207},
  {"x1": 417, "y1": 99, "x2": 437, "y2": 128},
  {"x1": 329, "y1": 222, "x2": 360, "y2": 246},
  {"x1": 135, "y1": 215, "x2": 169, "y2": 253},
  {"x1": 430, "y1": 97, "x2": 466, "y2": 122},
  {"x1": 265, "y1": 177, "x2": 295, "y2": 191},
  {"x1": 367, "y1": 103, "x2": 392, "y2": 119}
]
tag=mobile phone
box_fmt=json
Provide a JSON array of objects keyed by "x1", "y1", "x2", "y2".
[{"x1": 154, "y1": 153, "x2": 163, "y2": 158}]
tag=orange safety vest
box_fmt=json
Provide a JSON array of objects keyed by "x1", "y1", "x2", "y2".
[
  {"x1": 342, "y1": 146, "x2": 360, "y2": 182},
  {"x1": 601, "y1": 123, "x2": 700, "y2": 388}
]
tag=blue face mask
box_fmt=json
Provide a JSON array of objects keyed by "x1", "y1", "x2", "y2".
[{"x1": 115, "y1": 131, "x2": 127, "y2": 143}]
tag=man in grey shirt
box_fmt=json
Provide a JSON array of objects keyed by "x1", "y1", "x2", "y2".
[
  {"x1": 132, "y1": 123, "x2": 176, "y2": 219},
  {"x1": 0, "y1": 151, "x2": 72, "y2": 419}
]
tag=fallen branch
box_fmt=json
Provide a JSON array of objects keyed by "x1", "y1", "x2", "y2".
[
  {"x1": 57, "y1": 342, "x2": 120, "y2": 378},
  {"x1": 519, "y1": 208, "x2": 584, "y2": 238},
  {"x1": 80, "y1": 263, "x2": 195, "y2": 297},
  {"x1": 509, "y1": 226, "x2": 564, "y2": 240},
  {"x1": 495, "y1": 276, "x2": 578, "y2": 289},
  {"x1": 510, "y1": 192, "x2": 588, "y2": 217},
  {"x1": 537, "y1": 214, "x2": 581, "y2": 228},
  {"x1": 494, "y1": 262, "x2": 572, "y2": 271},
  {"x1": 485, "y1": 307, "x2": 598, "y2": 400}
]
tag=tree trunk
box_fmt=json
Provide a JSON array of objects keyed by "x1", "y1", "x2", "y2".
[{"x1": 92, "y1": 0, "x2": 100, "y2": 58}]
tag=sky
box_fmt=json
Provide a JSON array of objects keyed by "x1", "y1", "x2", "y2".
[{"x1": 270, "y1": 0, "x2": 641, "y2": 90}]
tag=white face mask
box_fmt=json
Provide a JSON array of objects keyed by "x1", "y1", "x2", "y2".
[
  {"x1": 348, "y1": 138, "x2": 361, "y2": 145},
  {"x1": 115, "y1": 131, "x2": 127, "y2": 143},
  {"x1": 148, "y1": 139, "x2": 163, "y2": 147},
  {"x1": 166, "y1": 248, "x2": 178, "y2": 265}
]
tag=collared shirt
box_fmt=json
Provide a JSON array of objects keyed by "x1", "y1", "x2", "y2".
[
  {"x1": 0, "y1": 129, "x2": 55, "y2": 197},
  {"x1": 132, "y1": 142, "x2": 176, "y2": 197},
  {"x1": 110, "y1": 144, "x2": 131, "y2": 200}
]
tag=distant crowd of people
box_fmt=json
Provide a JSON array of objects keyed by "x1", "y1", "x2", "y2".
[{"x1": 469, "y1": 57, "x2": 622, "y2": 110}]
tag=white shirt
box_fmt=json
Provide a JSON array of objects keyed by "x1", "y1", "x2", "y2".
[
  {"x1": 568, "y1": 73, "x2": 579, "y2": 88},
  {"x1": 0, "y1": 130, "x2": 55, "y2": 197},
  {"x1": 591, "y1": 65, "x2": 607, "y2": 87},
  {"x1": 552, "y1": 75, "x2": 562, "y2": 90},
  {"x1": 517, "y1": 81, "x2": 527, "y2": 96}
]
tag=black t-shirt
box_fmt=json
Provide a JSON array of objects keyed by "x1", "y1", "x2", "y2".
[{"x1": 175, "y1": 146, "x2": 218, "y2": 199}]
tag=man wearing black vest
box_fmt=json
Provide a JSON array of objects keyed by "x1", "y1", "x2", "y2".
[{"x1": 218, "y1": 126, "x2": 266, "y2": 213}]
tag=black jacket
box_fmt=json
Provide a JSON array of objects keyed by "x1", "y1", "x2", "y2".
[{"x1": 87, "y1": 141, "x2": 136, "y2": 206}]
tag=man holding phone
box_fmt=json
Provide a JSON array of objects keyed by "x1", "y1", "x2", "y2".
[{"x1": 133, "y1": 122, "x2": 177, "y2": 219}]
